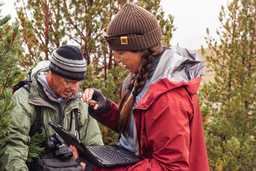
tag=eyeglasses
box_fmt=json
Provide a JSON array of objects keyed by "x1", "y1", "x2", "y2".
[{"x1": 63, "y1": 78, "x2": 80, "y2": 86}]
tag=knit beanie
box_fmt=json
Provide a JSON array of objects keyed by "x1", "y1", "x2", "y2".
[
  {"x1": 105, "y1": 3, "x2": 162, "y2": 51},
  {"x1": 49, "y1": 45, "x2": 86, "y2": 81}
]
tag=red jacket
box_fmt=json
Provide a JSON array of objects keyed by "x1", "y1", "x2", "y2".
[{"x1": 93, "y1": 77, "x2": 209, "y2": 171}]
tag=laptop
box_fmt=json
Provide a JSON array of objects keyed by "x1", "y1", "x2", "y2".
[{"x1": 48, "y1": 122, "x2": 141, "y2": 168}]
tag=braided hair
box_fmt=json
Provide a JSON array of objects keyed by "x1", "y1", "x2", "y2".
[{"x1": 118, "y1": 46, "x2": 163, "y2": 133}]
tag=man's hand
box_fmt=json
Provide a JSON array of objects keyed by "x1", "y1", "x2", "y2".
[
  {"x1": 70, "y1": 145, "x2": 79, "y2": 160},
  {"x1": 80, "y1": 162, "x2": 86, "y2": 171},
  {"x1": 70, "y1": 145, "x2": 86, "y2": 171}
]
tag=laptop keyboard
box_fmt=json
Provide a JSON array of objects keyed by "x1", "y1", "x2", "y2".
[{"x1": 87, "y1": 145, "x2": 138, "y2": 164}]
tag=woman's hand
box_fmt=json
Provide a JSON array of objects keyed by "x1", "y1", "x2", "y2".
[
  {"x1": 81, "y1": 88, "x2": 99, "y2": 110},
  {"x1": 81, "y1": 88, "x2": 110, "y2": 114}
]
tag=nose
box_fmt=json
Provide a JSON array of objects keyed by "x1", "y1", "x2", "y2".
[
  {"x1": 65, "y1": 81, "x2": 79, "y2": 92},
  {"x1": 70, "y1": 82, "x2": 79, "y2": 90},
  {"x1": 113, "y1": 52, "x2": 122, "y2": 63}
]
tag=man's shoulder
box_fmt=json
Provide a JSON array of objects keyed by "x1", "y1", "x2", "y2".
[{"x1": 13, "y1": 85, "x2": 30, "y2": 101}]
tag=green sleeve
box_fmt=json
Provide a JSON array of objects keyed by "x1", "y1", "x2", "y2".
[
  {"x1": 79, "y1": 102, "x2": 104, "y2": 146},
  {"x1": 0, "y1": 88, "x2": 34, "y2": 171}
]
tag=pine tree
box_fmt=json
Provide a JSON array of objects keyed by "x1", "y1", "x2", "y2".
[
  {"x1": 16, "y1": 0, "x2": 173, "y2": 68},
  {"x1": 0, "y1": 4, "x2": 23, "y2": 142},
  {"x1": 201, "y1": 0, "x2": 256, "y2": 170}
]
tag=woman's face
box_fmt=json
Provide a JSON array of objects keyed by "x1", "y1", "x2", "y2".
[{"x1": 113, "y1": 51, "x2": 143, "y2": 73}]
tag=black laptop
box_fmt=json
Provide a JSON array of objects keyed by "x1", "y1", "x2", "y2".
[{"x1": 48, "y1": 122, "x2": 141, "y2": 168}]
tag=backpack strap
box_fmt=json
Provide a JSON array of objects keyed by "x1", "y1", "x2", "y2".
[
  {"x1": 29, "y1": 105, "x2": 44, "y2": 137},
  {"x1": 11, "y1": 71, "x2": 44, "y2": 136},
  {"x1": 12, "y1": 70, "x2": 32, "y2": 94},
  {"x1": 74, "y1": 108, "x2": 81, "y2": 139},
  {"x1": 12, "y1": 80, "x2": 31, "y2": 93},
  {"x1": 29, "y1": 107, "x2": 83, "y2": 138}
]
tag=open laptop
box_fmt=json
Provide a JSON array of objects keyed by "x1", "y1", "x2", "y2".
[{"x1": 48, "y1": 122, "x2": 141, "y2": 168}]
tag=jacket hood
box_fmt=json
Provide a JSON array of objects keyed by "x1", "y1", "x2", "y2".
[
  {"x1": 135, "y1": 47, "x2": 203, "y2": 110},
  {"x1": 31, "y1": 60, "x2": 50, "y2": 78}
]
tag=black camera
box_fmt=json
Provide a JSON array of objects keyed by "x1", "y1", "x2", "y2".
[{"x1": 47, "y1": 133, "x2": 73, "y2": 160}]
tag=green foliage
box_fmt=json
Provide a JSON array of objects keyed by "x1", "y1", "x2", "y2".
[
  {"x1": 16, "y1": 0, "x2": 174, "y2": 67},
  {"x1": 0, "y1": 90, "x2": 12, "y2": 139},
  {"x1": 16, "y1": 0, "x2": 117, "y2": 68},
  {"x1": 0, "y1": 4, "x2": 23, "y2": 140},
  {"x1": 27, "y1": 132, "x2": 47, "y2": 162},
  {"x1": 82, "y1": 64, "x2": 128, "y2": 102},
  {"x1": 201, "y1": 0, "x2": 256, "y2": 170}
]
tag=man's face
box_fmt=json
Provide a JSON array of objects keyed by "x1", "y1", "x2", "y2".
[{"x1": 48, "y1": 71, "x2": 80, "y2": 99}]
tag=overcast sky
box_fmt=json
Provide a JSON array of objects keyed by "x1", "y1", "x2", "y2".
[
  {"x1": 160, "y1": 0, "x2": 229, "y2": 49},
  {"x1": 1, "y1": 0, "x2": 229, "y2": 50}
]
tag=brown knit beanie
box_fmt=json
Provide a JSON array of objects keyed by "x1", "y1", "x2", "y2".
[{"x1": 105, "y1": 3, "x2": 162, "y2": 51}]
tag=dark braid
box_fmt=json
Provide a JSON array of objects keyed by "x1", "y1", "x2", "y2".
[
  {"x1": 118, "y1": 47, "x2": 163, "y2": 133},
  {"x1": 127, "y1": 75, "x2": 136, "y2": 93},
  {"x1": 133, "y1": 50, "x2": 159, "y2": 97}
]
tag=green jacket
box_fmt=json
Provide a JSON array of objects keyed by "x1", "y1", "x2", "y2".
[{"x1": 0, "y1": 69, "x2": 103, "y2": 171}]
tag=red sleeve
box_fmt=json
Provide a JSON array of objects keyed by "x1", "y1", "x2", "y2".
[{"x1": 93, "y1": 89, "x2": 192, "y2": 171}]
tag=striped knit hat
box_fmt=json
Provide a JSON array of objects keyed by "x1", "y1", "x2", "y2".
[
  {"x1": 49, "y1": 45, "x2": 86, "y2": 81},
  {"x1": 105, "y1": 3, "x2": 162, "y2": 51}
]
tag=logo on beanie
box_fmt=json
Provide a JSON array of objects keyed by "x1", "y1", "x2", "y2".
[{"x1": 120, "y1": 36, "x2": 128, "y2": 45}]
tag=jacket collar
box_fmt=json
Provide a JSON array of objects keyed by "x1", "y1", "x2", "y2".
[
  {"x1": 134, "y1": 77, "x2": 201, "y2": 110},
  {"x1": 134, "y1": 47, "x2": 203, "y2": 110}
]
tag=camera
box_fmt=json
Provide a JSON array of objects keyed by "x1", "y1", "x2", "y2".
[{"x1": 47, "y1": 133, "x2": 73, "y2": 160}]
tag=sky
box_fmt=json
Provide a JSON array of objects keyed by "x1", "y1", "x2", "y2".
[
  {"x1": 160, "y1": 0, "x2": 229, "y2": 49},
  {"x1": 1, "y1": 0, "x2": 230, "y2": 50}
]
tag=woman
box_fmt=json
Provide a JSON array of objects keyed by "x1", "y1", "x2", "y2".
[{"x1": 82, "y1": 3, "x2": 209, "y2": 171}]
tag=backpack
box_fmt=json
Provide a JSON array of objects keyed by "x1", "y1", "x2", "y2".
[
  {"x1": 12, "y1": 69, "x2": 84, "y2": 171},
  {"x1": 29, "y1": 153, "x2": 83, "y2": 171}
]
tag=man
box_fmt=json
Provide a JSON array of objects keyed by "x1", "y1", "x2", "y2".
[{"x1": 0, "y1": 45, "x2": 103, "y2": 171}]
